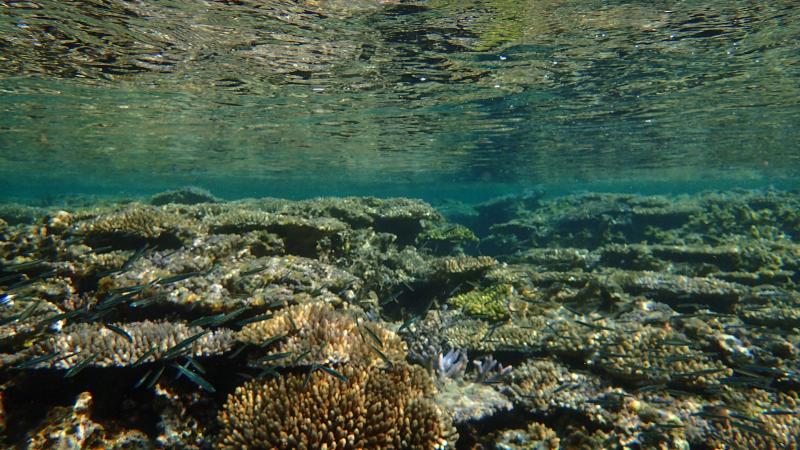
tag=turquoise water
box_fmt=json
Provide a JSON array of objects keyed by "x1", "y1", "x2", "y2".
[
  {"x1": 2, "y1": 2, "x2": 800, "y2": 449},
  {"x1": 2, "y1": 0, "x2": 799, "y2": 201}
]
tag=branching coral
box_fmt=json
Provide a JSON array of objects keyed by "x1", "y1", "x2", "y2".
[{"x1": 217, "y1": 364, "x2": 453, "y2": 449}]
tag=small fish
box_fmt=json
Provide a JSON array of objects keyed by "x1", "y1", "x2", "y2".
[
  {"x1": 553, "y1": 383, "x2": 578, "y2": 393},
  {"x1": 145, "y1": 365, "x2": 166, "y2": 389},
  {"x1": 303, "y1": 364, "x2": 317, "y2": 389},
  {"x1": 108, "y1": 283, "x2": 153, "y2": 295},
  {"x1": 446, "y1": 283, "x2": 463, "y2": 298},
  {"x1": 398, "y1": 314, "x2": 420, "y2": 333},
  {"x1": 104, "y1": 323, "x2": 133, "y2": 343},
  {"x1": 673, "y1": 368, "x2": 727, "y2": 379},
  {"x1": 189, "y1": 313, "x2": 225, "y2": 327},
  {"x1": 134, "y1": 368, "x2": 154, "y2": 388},
  {"x1": 319, "y1": 365, "x2": 348, "y2": 382},
  {"x1": 186, "y1": 357, "x2": 207, "y2": 375},
  {"x1": 227, "y1": 343, "x2": 249, "y2": 359},
  {"x1": 658, "y1": 338, "x2": 694, "y2": 347},
  {"x1": 129, "y1": 295, "x2": 162, "y2": 308},
  {"x1": 133, "y1": 345, "x2": 159, "y2": 367},
  {"x1": 80, "y1": 245, "x2": 113, "y2": 256},
  {"x1": 156, "y1": 271, "x2": 203, "y2": 286},
  {"x1": 574, "y1": 319, "x2": 613, "y2": 332},
  {"x1": 368, "y1": 343, "x2": 393, "y2": 369},
  {"x1": 96, "y1": 291, "x2": 137, "y2": 310},
  {"x1": 290, "y1": 349, "x2": 312, "y2": 365},
  {"x1": 691, "y1": 411, "x2": 732, "y2": 421},
  {"x1": 730, "y1": 420, "x2": 778, "y2": 441},
  {"x1": 236, "y1": 313, "x2": 273, "y2": 326},
  {"x1": 653, "y1": 423, "x2": 685, "y2": 430},
  {"x1": 65, "y1": 354, "x2": 98, "y2": 377},
  {"x1": 162, "y1": 330, "x2": 209, "y2": 359},
  {"x1": 719, "y1": 376, "x2": 770, "y2": 387},
  {"x1": 665, "y1": 355, "x2": 696, "y2": 363},
  {"x1": 37, "y1": 308, "x2": 85, "y2": 327},
  {"x1": 360, "y1": 324, "x2": 383, "y2": 349},
  {"x1": 287, "y1": 315, "x2": 299, "y2": 332},
  {"x1": 380, "y1": 291, "x2": 403, "y2": 306},
  {"x1": 482, "y1": 322, "x2": 505, "y2": 341},
  {"x1": 729, "y1": 412, "x2": 764, "y2": 425},
  {"x1": 16, "y1": 301, "x2": 42, "y2": 323},
  {"x1": 239, "y1": 266, "x2": 268, "y2": 277},
  {"x1": 737, "y1": 363, "x2": 784, "y2": 376},
  {"x1": 14, "y1": 351, "x2": 62, "y2": 369},
  {"x1": 172, "y1": 364, "x2": 217, "y2": 394},
  {"x1": 121, "y1": 244, "x2": 149, "y2": 272},
  {"x1": 634, "y1": 384, "x2": 667, "y2": 393},
  {"x1": 762, "y1": 409, "x2": 800, "y2": 416},
  {"x1": 1, "y1": 259, "x2": 47, "y2": 272},
  {"x1": 0, "y1": 273, "x2": 24, "y2": 284},
  {"x1": 254, "y1": 352, "x2": 293, "y2": 364},
  {"x1": 8, "y1": 270, "x2": 58, "y2": 292},
  {"x1": 257, "y1": 334, "x2": 286, "y2": 348},
  {"x1": 257, "y1": 365, "x2": 281, "y2": 379},
  {"x1": 211, "y1": 307, "x2": 249, "y2": 326}
]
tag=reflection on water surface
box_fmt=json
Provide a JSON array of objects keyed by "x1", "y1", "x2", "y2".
[{"x1": 0, "y1": 0, "x2": 798, "y2": 198}]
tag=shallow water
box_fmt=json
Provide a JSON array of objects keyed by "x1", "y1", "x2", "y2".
[
  {"x1": 2, "y1": 0, "x2": 799, "y2": 200},
  {"x1": 2, "y1": 1, "x2": 800, "y2": 449}
]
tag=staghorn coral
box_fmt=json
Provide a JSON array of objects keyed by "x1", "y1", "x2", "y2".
[
  {"x1": 20, "y1": 321, "x2": 234, "y2": 368},
  {"x1": 217, "y1": 364, "x2": 453, "y2": 450},
  {"x1": 236, "y1": 301, "x2": 406, "y2": 367}
]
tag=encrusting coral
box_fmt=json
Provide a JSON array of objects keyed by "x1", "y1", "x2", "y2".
[{"x1": 217, "y1": 364, "x2": 453, "y2": 450}]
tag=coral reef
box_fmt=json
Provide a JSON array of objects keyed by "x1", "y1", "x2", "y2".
[
  {"x1": 217, "y1": 364, "x2": 453, "y2": 450},
  {"x1": 448, "y1": 284, "x2": 513, "y2": 321},
  {"x1": 150, "y1": 187, "x2": 219, "y2": 206},
  {"x1": 15, "y1": 321, "x2": 234, "y2": 368},
  {"x1": 236, "y1": 301, "x2": 406, "y2": 367},
  {"x1": 26, "y1": 392, "x2": 151, "y2": 450},
  {"x1": 1, "y1": 189, "x2": 799, "y2": 448}
]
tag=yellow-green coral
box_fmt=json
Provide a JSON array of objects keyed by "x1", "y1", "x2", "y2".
[
  {"x1": 448, "y1": 284, "x2": 512, "y2": 321},
  {"x1": 418, "y1": 224, "x2": 479, "y2": 246}
]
